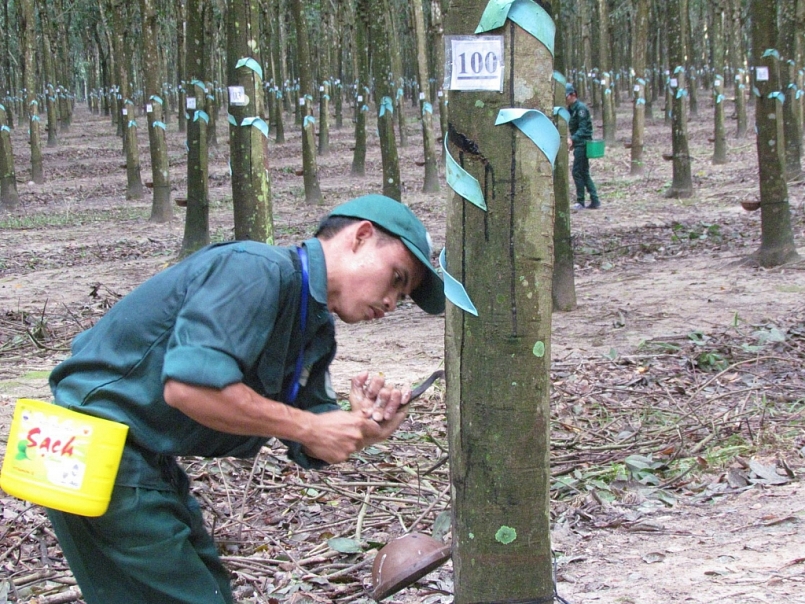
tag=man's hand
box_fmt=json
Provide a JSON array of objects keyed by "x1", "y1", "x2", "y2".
[
  {"x1": 348, "y1": 371, "x2": 412, "y2": 422},
  {"x1": 567, "y1": 136, "x2": 574, "y2": 150}
]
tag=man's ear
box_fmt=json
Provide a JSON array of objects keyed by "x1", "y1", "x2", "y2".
[{"x1": 352, "y1": 220, "x2": 375, "y2": 250}]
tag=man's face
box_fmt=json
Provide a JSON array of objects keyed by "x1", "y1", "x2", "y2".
[
  {"x1": 329, "y1": 227, "x2": 426, "y2": 324},
  {"x1": 566, "y1": 93, "x2": 576, "y2": 108}
]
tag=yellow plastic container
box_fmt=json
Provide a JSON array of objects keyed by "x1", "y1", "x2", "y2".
[
  {"x1": 1, "y1": 399, "x2": 128, "y2": 517},
  {"x1": 586, "y1": 139, "x2": 606, "y2": 158}
]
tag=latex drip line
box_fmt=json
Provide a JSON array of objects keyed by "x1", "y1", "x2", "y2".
[{"x1": 508, "y1": 19, "x2": 518, "y2": 336}]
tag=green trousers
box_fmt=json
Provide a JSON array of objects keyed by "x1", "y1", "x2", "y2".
[{"x1": 47, "y1": 462, "x2": 233, "y2": 604}]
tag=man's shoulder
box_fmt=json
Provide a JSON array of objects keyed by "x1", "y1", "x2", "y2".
[{"x1": 575, "y1": 101, "x2": 590, "y2": 116}]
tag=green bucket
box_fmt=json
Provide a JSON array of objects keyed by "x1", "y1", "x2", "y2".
[{"x1": 586, "y1": 139, "x2": 605, "y2": 158}]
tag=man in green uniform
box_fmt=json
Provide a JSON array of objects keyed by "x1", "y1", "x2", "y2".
[
  {"x1": 45, "y1": 194, "x2": 445, "y2": 604},
  {"x1": 566, "y1": 83, "x2": 601, "y2": 210}
]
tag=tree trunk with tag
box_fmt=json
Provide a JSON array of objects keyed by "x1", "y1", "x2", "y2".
[
  {"x1": 411, "y1": 0, "x2": 440, "y2": 192},
  {"x1": 630, "y1": 0, "x2": 648, "y2": 175},
  {"x1": 711, "y1": 1, "x2": 728, "y2": 165},
  {"x1": 445, "y1": 1, "x2": 555, "y2": 600},
  {"x1": 665, "y1": 0, "x2": 693, "y2": 198},
  {"x1": 21, "y1": 0, "x2": 44, "y2": 184},
  {"x1": 0, "y1": 104, "x2": 19, "y2": 209}
]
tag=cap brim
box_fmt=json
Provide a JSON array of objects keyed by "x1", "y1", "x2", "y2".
[{"x1": 401, "y1": 239, "x2": 445, "y2": 315}]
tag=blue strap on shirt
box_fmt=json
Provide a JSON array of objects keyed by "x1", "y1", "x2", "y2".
[{"x1": 285, "y1": 246, "x2": 309, "y2": 403}]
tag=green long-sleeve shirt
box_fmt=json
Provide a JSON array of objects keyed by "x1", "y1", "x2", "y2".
[
  {"x1": 568, "y1": 99, "x2": 593, "y2": 145},
  {"x1": 50, "y1": 238, "x2": 339, "y2": 487}
]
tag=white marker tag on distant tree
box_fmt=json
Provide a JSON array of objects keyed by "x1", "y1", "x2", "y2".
[
  {"x1": 186, "y1": 97, "x2": 197, "y2": 109},
  {"x1": 228, "y1": 86, "x2": 248, "y2": 106},
  {"x1": 755, "y1": 66, "x2": 769, "y2": 82},
  {"x1": 146, "y1": 104, "x2": 153, "y2": 113}
]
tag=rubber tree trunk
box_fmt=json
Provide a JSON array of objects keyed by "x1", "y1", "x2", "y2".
[
  {"x1": 351, "y1": 0, "x2": 368, "y2": 177},
  {"x1": 430, "y1": 0, "x2": 448, "y2": 143},
  {"x1": 597, "y1": 0, "x2": 615, "y2": 144},
  {"x1": 182, "y1": 0, "x2": 211, "y2": 255},
  {"x1": 111, "y1": 0, "x2": 143, "y2": 200},
  {"x1": 363, "y1": 0, "x2": 401, "y2": 200},
  {"x1": 665, "y1": 0, "x2": 693, "y2": 198},
  {"x1": 729, "y1": 0, "x2": 747, "y2": 138},
  {"x1": 175, "y1": 0, "x2": 187, "y2": 134},
  {"x1": 747, "y1": 0, "x2": 800, "y2": 267},
  {"x1": 630, "y1": 0, "x2": 649, "y2": 175},
  {"x1": 552, "y1": 2, "x2": 576, "y2": 313},
  {"x1": 411, "y1": 0, "x2": 440, "y2": 193},
  {"x1": 318, "y1": 80, "x2": 331, "y2": 155},
  {"x1": 711, "y1": 1, "x2": 728, "y2": 165},
  {"x1": 445, "y1": 2, "x2": 555, "y2": 601},
  {"x1": 227, "y1": 0, "x2": 274, "y2": 243},
  {"x1": 40, "y1": 11, "x2": 60, "y2": 149},
  {"x1": 141, "y1": 0, "x2": 172, "y2": 222},
  {"x1": 317, "y1": 3, "x2": 332, "y2": 155},
  {"x1": 779, "y1": 0, "x2": 802, "y2": 179},
  {"x1": 0, "y1": 103, "x2": 20, "y2": 209},
  {"x1": 291, "y1": 0, "x2": 323, "y2": 203},
  {"x1": 21, "y1": 0, "x2": 44, "y2": 184}
]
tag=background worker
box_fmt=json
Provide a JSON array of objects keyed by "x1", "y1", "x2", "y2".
[
  {"x1": 566, "y1": 83, "x2": 601, "y2": 210},
  {"x1": 45, "y1": 194, "x2": 445, "y2": 604}
]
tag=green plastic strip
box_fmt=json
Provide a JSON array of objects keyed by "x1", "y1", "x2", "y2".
[
  {"x1": 761, "y1": 48, "x2": 780, "y2": 60},
  {"x1": 422, "y1": 101, "x2": 433, "y2": 115},
  {"x1": 768, "y1": 91, "x2": 785, "y2": 103},
  {"x1": 439, "y1": 249, "x2": 478, "y2": 316},
  {"x1": 150, "y1": 94, "x2": 164, "y2": 105},
  {"x1": 552, "y1": 71, "x2": 566, "y2": 85},
  {"x1": 303, "y1": 115, "x2": 316, "y2": 128},
  {"x1": 495, "y1": 108, "x2": 560, "y2": 167},
  {"x1": 235, "y1": 57, "x2": 263, "y2": 81},
  {"x1": 228, "y1": 113, "x2": 237, "y2": 125},
  {"x1": 553, "y1": 106, "x2": 569, "y2": 122},
  {"x1": 379, "y1": 96, "x2": 394, "y2": 117},
  {"x1": 128, "y1": 120, "x2": 137, "y2": 128},
  {"x1": 715, "y1": 94, "x2": 724, "y2": 104},
  {"x1": 152, "y1": 121, "x2": 167, "y2": 130},
  {"x1": 241, "y1": 116, "x2": 270, "y2": 137},
  {"x1": 194, "y1": 110, "x2": 209, "y2": 123},
  {"x1": 444, "y1": 137, "x2": 486, "y2": 211},
  {"x1": 476, "y1": 0, "x2": 554, "y2": 56},
  {"x1": 1, "y1": 125, "x2": 10, "y2": 132}
]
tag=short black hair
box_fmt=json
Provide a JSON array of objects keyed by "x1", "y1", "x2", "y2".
[{"x1": 315, "y1": 215, "x2": 396, "y2": 242}]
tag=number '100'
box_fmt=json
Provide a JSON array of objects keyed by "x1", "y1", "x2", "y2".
[{"x1": 457, "y1": 52, "x2": 499, "y2": 75}]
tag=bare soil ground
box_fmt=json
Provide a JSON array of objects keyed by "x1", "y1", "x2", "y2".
[{"x1": 1, "y1": 95, "x2": 804, "y2": 604}]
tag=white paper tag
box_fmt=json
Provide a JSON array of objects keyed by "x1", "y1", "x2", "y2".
[
  {"x1": 186, "y1": 97, "x2": 197, "y2": 109},
  {"x1": 437, "y1": 90, "x2": 443, "y2": 97},
  {"x1": 633, "y1": 84, "x2": 640, "y2": 92},
  {"x1": 755, "y1": 66, "x2": 769, "y2": 82},
  {"x1": 419, "y1": 92, "x2": 426, "y2": 100},
  {"x1": 319, "y1": 85, "x2": 325, "y2": 92},
  {"x1": 146, "y1": 104, "x2": 153, "y2": 113},
  {"x1": 228, "y1": 86, "x2": 248, "y2": 106},
  {"x1": 446, "y1": 36, "x2": 504, "y2": 92},
  {"x1": 714, "y1": 80, "x2": 722, "y2": 88},
  {"x1": 122, "y1": 108, "x2": 128, "y2": 115},
  {"x1": 357, "y1": 95, "x2": 363, "y2": 102},
  {"x1": 670, "y1": 78, "x2": 678, "y2": 88}
]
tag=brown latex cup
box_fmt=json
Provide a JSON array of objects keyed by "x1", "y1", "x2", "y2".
[{"x1": 371, "y1": 533, "x2": 451, "y2": 601}]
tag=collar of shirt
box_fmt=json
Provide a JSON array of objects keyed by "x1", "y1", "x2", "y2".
[{"x1": 302, "y1": 237, "x2": 328, "y2": 306}]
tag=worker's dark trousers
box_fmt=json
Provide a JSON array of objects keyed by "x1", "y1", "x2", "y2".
[
  {"x1": 47, "y1": 457, "x2": 233, "y2": 604},
  {"x1": 572, "y1": 146, "x2": 600, "y2": 206}
]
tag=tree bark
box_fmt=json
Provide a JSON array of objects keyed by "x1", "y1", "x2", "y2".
[
  {"x1": 630, "y1": 0, "x2": 649, "y2": 175},
  {"x1": 182, "y1": 0, "x2": 211, "y2": 254},
  {"x1": 176, "y1": 0, "x2": 187, "y2": 134},
  {"x1": 729, "y1": 0, "x2": 747, "y2": 137},
  {"x1": 141, "y1": 0, "x2": 172, "y2": 222},
  {"x1": 291, "y1": 0, "x2": 323, "y2": 203},
  {"x1": 110, "y1": 0, "x2": 143, "y2": 200},
  {"x1": 779, "y1": 0, "x2": 802, "y2": 179},
  {"x1": 364, "y1": 0, "x2": 401, "y2": 200},
  {"x1": 745, "y1": 0, "x2": 800, "y2": 267},
  {"x1": 411, "y1": 0, "x2": 440, "y2": 192},
  {"x1": 21, "y1": 0, "x2": 44, "y2": 184},
  {"x1": 430, "y1": 0, "x2": 448, "y2": 142},
  {"x1": 597, "y1": 0, "x2": 615, "y2": 143},
  {"x1": 445, "y1": 2, "x2": 554, "y2": 601},
  {"x1": 711, "y1": 0, "x2": 728, "y2": 165},
  {"x1": 552, "y1": 1, "x2": 576, "y2": 312},
  {"x1": 227, "y1": 0, "x2": 274, "y2": 242},
  {"x1": 0, "y1": 103, "x2": 20, "y2": 209},
  {"x1": 351, "y1": 0, "x2": 368, "y2": 176},
  {"x1": 665, "y1": 0, "x2": 693, "y2": 198}
]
